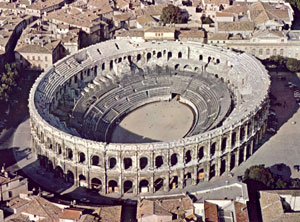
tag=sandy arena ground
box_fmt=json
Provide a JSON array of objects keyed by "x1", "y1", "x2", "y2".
[{"x1": 110, "y1": 100, "x2": 194, "y2": 143}]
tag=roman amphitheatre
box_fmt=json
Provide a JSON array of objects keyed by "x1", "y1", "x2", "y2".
[{"x1": 29, "y1": 39, "x2": 270, "y2": 196}]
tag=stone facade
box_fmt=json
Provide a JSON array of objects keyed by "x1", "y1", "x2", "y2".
[{"x1": 28, "y1": 40, "x2": 270, "y2": 197}]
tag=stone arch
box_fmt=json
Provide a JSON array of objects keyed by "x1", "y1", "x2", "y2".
[
  {"x1": 139, "y1": 157, "x2": 148, "y2": 170},
  {"x1": 171, "y1": 153, "x2": 178, "y2": 166},
  {"x1": 185, "y1": 150, "x2": 192, "y2": 164},
  {"x1": 209, "y1": 164, "x2": 215, "y2": 179},
  {"x1": 183, "y1": 65, "x2": 192, "y2": 71},
  {"x1": 55, "y1": 165, "x2": 63, "y2": 178},
  {"x1": 169, "y1": 175, "x2": 178, "y2": 190},
  {"x1": 273, "y1": 48, "x2": 277, "y2": 55},
  {"x1": 66, "y1": 170, "x2": 74, "y2": 184},
  {"x1": 198, "y1": 146, "x2": 204, "y2": 161},
  {"x1": 139, "y1": 179, "x2": 149, "y2": 193},
  {"x1": 221, "y1": 137, "x2": 227, "y2": 153},
  {"x1": 216, "y1": 58, "x2": 220, "y2": 64},
  {"x1": 197, "y1": 168, "x2": 204, "y2": 183},
  {"x1": 154, "y1": 178, "x2": 164, "y2": 192},
  {"x1": 220, "y1": 159, "x2": 226, "y2": 175},
  {"x1": 57, "y1": 143, "x2": 62, "y2": 155},
  {"x1": 79, "y1": 174, "x2": 87, "y2": 187},
  {"x1": 184, "y1": 172, "x2": 192, "y2": 186},
  {"x1": 178, "y1": 52, "x2": 182, "y2": 58},
  {"x1": 91, "y1": 155, "x2": 100, "y2": 166},
  {"x1": 194, "y1": 67, "x2": 199, "y2": 72},
  {"x1": 110, "y1": 60, "x2": 113, "y2": 70},
  {"x1": 155, "y1": 156, "x2": 163, "y2": 168},
  {"x1": 246, "y1": 144, "x2": 251, "y2": 159},
  {"x1": 157, "y1": 51, "x2": 162, "y2": 58},
  {"x1": 123, "y1": 157, "x2": 132, "y2": 170},
  {"x1": 67, "y1": 148, "x2": 73, "y2": 160},
  {"x1": 174, "y1": 64, "x2": 180, "y2": 70},
  {"x1": 91, "y1": 178, "x2": 102, "y2": 191},
  {"x1": 230, "y1": 153, "x2": 235, "y2": 170},
  {"x1": 240, "y1": 127, "x2": 245, "y2": 142},
  {"x1": 167, "y1": 51, "x2": 172, "y2": 60},
  {"x1": 78, "y1": 152, "x2": 85, "y2": 163},
  {"x1": 108, "y1": 180, "x2": 118, "y2": 193},
  {"x1": 137, "y1": 54, "x2": 141, "y2": 62},
  {"x1": 199, "y1": 55, "x2": 203, "y2": 60},
  {"x1": 231, "y1": 132, "x2": 236, "y2": 147},
  {"x1": 215, "y1": 74, "x2": 219, "y2": 78},
  {"x1": 210, "y1": 142, "x2": 216, "y2": 157},
  {"x1": 147, "y1": 52, "x2": 151, "y2": 61},
  {"x1": 124, "y1": 180, "x2": 133, "y2": 193},
  {"x1": 109, "y1": 157, "x2": 117, "y2": 169}
]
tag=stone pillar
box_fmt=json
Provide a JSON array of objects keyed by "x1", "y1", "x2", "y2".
[
  {"x1": 216, "y1": 158, "x2": 221, "y2": 176},
  {"x1": 150, "y1": 175, "x2": 154, "y2": 193},
  {"x1": 204, "y1": 163, "x2": 210, "y2": 182},
  {"x1": 193, "y1": 166, "x2": 198, "y2": 185},
  {"x1": 164, "y1": 173, "x2": 170, "y2": 192},
  {"x1": 235, "y1": 150, "x2": 240, "y2": 167},
  {"x1": 226, "y1": 153, "x2": 231, "y2": 172}
]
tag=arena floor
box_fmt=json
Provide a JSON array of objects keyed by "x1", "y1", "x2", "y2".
[{"x1": 110, "y1": 100, "x2": 194, "y2": 143}]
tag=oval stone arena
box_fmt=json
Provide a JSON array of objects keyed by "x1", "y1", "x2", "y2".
[{"x1": 29, "y1": 40, "x2": 270, "y2": 197}]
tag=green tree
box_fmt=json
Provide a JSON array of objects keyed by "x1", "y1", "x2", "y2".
[
  {"x1": 286, "y1": 58, "x2": 300, "y2": 72},
  {"x1": 201, "y1": 16, "x2": 214, "y2": 24},
  {"x1": 243, "y1": 165, "x2": 275, "y2": 188},
  {"x1": 0, "y1": 63, "x2": 19, "y2": 103},
  {"x1": 286, "y1": 0, "x2": 300, "y2": 12},
  {"x1": 276, "y1": 178, "x2": 287, "y2": 189},
  {"x1": 160, "y1": 4, "x2": 186, "y2": 24},
  {"x1": 269, "y1": 55, "x2": 285, "y2": 66}
]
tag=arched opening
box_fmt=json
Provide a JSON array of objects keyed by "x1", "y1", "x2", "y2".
[
  {"x1": 79, "y1": 152, "x2": 85, "y2": 163},
  {"x1": 123, "y1": 158, "x2": 132, "y2": 170},
  {"x1": 91, "y1": 178, "x2": 102, "y2": 191},
  {"x1": 147, "y1": 52, "x2": 151, "y2": 61},
  {"x1": 194, "y1": 67, "x2": 199, "y2": 72},
  {"x1": 239, "y1": 148, "x2": 244, "y2": 165},
  {"x1": 167, "y1": 51, "x2": 172, "y2": 60},
  {"x1": 102, "y1": 63, "x2": 105, "y2": 70},
  {"x1": 109, "y1": 157, "x2": 117, "y2": 169},
  {"x1": 47, "y1": 160, "x2": 53, "y2": 172},
  {"x1": 210, "y1": 142, "x2": 216, "y2": 157},
  {"x1": 183, "y1": 65, "x2": 192, "y2": 71},
  {"x1": 155, "y1": 156, "x2": 163, "y2": 168},
  {"x1": 230, "y1": 154, "x2": 235, "y2": 170},
  {"x1": 108, "y1": 180, "x2": 118, "y2": 193},
  {"x1": 128, "y1": 55, "x2": 132, "y2": 63},
  {"x1": 124, "y1": 180, "x2": 133, "y2": 193},
  {"x1": 140, "y1": 157, "x2": 148, "y2": 170},
  {"x1": 66, "y1": 170, "x2": 74, "y2": 184},
  {"x1": 54, "y1": 166, "x2": 63, "y2": 178},
  {"x1": 178, "y1": 52, "x2": 182, "y2": 58},
  {"x1": 57, "y1": 144, "x2": 62, "y2": 155},
  {"x1": 240, "y1": 127, "x2": 245, "y2": 142},
  {"x1": 91, "y1": 155, "x2": 100, "y2": 166},
  {"x1": 220, "y1": 159, "x2": 226, "y2": 175},
  {"x1": 221, "y1": 138, "x2": 227, "y2": 153},
  {"x1": 185, "y1": 150, "x2": 192, "y2": 164},
  {"x1": 110, "y1": 60, "x2": 113, "y2": 70},
  {"x1": 67, "y1": 148, "x2": 73, "y2": 160},
  {"x1": 184, "y1": 172, "x2": 192, "y2": 186},
  {"x1": 199, "y1": 55, "x2": 203, "y2": 60},
  {"x1": 198, "y1": 146, "x2": 204, "y2": 161},
  {"x1": 79, "y1": 174, "x2": 87, "y2": 187},
  {"x1": 171, "y1": 153, "x2": 178, "y2": 166},
  {"x1": 208, "y1": 56, "x2": 211, "y2": 63},
  {"x1": 209, "y1": 164, "x2": 215, "y2": 179},
  {"x1": 174, "y1": 64, "x2": 180, "y2": 70},
  {"x1": 169, "y1": 176, "x2": 178, "y2": 190},
  {"x1": 154, "y1": 178, "x2": 164, "y2": 192},
  {"x1": 215, "y1": 74, "x2": 218, "y2": 78},
  {"x1": 157, "y1": 51, "x2": 162, "y2": 58},
  {"x1": 231, "y1": 132, "x2": 236, "y2": 147},
  {"x1": 137, "y1": 54, "x2": 141, "y2": 62},
  {"x1": 139, "y1": 180, "x2": 149, "y2": 193},
  {"x1": 246, "y1": 144, "x2": 251, "y2": 159},
  {"x1": 247, "y1": 122, "x2": 252, "y2": 136},
  {"x1": 197, "y1": 169, "x2": 204, "y2": 183},
  {"x1": 216, "y1": 58, "x2": 220, "y2": 64}
]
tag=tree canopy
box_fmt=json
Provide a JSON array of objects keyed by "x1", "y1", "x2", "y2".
[
  {"x1": 243, "y1": 165, "x2": 275, "y2": 188},
  {"x1": 286, "y1": 58, "x2": 300, "y2": 72},
  {"x1": 287, "y1": 0, "x2": 300, "y2": 12},
  {"x1": 0, "y1": 63, "x2": 19, "y2": 102},
  {"x1": 160, "y1": 4, "x2": 187, "y2": 24}
]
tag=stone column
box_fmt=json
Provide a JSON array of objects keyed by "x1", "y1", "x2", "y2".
[
  {"x1": 193, "y1": 166, "x2": 198, "y2": 185},
  {"x1": 216, "y1": 157, "x2": 221, "y2": 176},
  {"x1": 235, "y1": 149, "x2": 240, "y2": 167}
]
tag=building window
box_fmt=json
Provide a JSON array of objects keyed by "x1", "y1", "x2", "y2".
[
  {"x1": 32, "y1": 56, "x2": 35, "y2": 60},
  {"x1": 8, "y1": 191, "x2": 12, "y2": 198},
  {"x1": 45, "y1": 56, "x2": 47, "y2": 61},
  {"x1": 266, "y1": 49, "x2": 270, "y2": 55},
  {"x1": 280, "y1": 49, "x2": 284, "y2": 56},
  {"x1": 38, "y1": 56, "x2": 40, "y2": 60},
  {"x1": 259, "y1": 49, "x2": 263, "y2": 55}
]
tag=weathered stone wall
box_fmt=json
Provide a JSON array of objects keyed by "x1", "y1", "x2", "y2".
[{"x1": 29, "y1": 40, "x2": 270, "y2": 197}]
